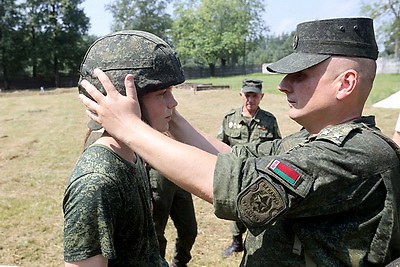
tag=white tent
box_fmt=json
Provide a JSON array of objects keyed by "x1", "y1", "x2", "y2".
[{"x1": 373, "y1": 91, "x2": 400, "y2": 109}]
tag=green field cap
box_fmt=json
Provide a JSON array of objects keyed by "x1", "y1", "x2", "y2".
[
  {"x1": 241, "y1": 79, "x2": 263, "y2": 93},
  {"x1": 267, "y1": 17, "x2": 379, "y2": 74}
]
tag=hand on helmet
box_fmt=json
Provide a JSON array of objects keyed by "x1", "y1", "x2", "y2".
[{"x1": 79, "y1": 68, "x2": 142, "y2": 140}]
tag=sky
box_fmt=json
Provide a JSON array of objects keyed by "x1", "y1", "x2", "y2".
[{"x1": 80, "y1": 0, "x2": 373, "y2": 37}]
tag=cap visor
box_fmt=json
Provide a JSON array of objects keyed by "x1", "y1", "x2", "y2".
[
  {"x1": 241, "y1": 87, "x2": 261, "y2": 93},
  {"x1": 267, "y1": 53, "x2": 331, "y2": 74}
]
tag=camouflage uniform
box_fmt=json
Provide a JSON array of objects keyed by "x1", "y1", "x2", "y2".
[
  {"x1": 217, "y1": 107, "x2": 281, "y2": 249},
  {"x1": 63, "y1": 145, "x2": 167, "y2": 266},
  {"x1": 217, "y1": 107, "x2": 281, "y2": 147},
  {"x1": 213, "y1": 116, "x2": 400, "y2": 266},
  {"x1": 64, "y1": 30, "x2": 185, "y2": 265},
  {"x1": 148, "y1": 167, "x2": 197, "y2": 266}
]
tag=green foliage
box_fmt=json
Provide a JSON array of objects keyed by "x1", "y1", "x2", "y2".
[
  {"x1": 247, "y1": 33, "x2": 295, "y2": 64},
  {"x1": 361, "y1": 0, "x2": 400, "y2": 57},
  {"x1": 0, "y1": 0, "x2": 90, "y2": 88},
  {"x1": 171, "y1": 0, "x2": 267, "y2": 73},
  {"x1": 0, "y1": 0, "x2": 30, "y2": 84},
  {"x1": 23, "y1": 0, "x2": 90, "y2": 81},
  {"x1": 106, "y1": 0, "x2": 173, "y2": 41},
  {"x1": 367, "y1": 73, "x2": 400, "y2": 104}
]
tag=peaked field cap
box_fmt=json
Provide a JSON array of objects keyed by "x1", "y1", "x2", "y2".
[
  {"x1": 241, "y1": 78, "x2": 263, "y2": 93},
  {"x1": 79, "y1": 30, "x2": 185, "y2": 99},
  {"x1": 267, "y1": 17, "x2": 379, "y2": 74}
]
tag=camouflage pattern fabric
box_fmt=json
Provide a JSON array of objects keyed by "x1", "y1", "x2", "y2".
[
  {"x1": 267, "y1": 18, "x2": 379, "y2": 74},
  {"x1": 213, "y1": 116, "x2": 400, "y2": 266},
  {"x1": 217, "y1": 108, "x2": 281, "y2": 147},
  {"x1": 148, "y1": 167, "x2": 197, "y2": 265},
  {"x1": 217, "y1": 107, "x2": 282, "y2": 237},
  {"x1": 78, "y1": 30, "x2": 185, "y2": 100},
  {"x1": 63, "y1": 144, "x2": 167, "y2": 266}
]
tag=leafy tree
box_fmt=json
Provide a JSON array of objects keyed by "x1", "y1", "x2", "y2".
[
  {"x1": 172, "y1": 0, "x2": 267, "y2": 76},
  {"x1": 106, "y1": 0, "x2": 173, "y2": 40},
  {"x1": 362, "y1": 0, "x2": 400, "y2": 57},
  {"x1": 0, "y1": 0, "x2": 29, "y2": 89},
  {"x1": 246, "y1": 32, "x2": 294, "y2": 64},
  {"x1": 22, "y1": 0, "x2": 90, "y2": 85}
]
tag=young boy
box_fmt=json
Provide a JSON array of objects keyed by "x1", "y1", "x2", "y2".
[{"x1": 63, "y1": 30, "x2": 185, "y2": 266}]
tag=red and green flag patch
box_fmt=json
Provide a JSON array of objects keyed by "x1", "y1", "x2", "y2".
[{"x1": 269, "y1": 160, "x2": 300, "y2": 186}]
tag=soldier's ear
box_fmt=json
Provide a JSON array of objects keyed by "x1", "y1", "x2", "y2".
[{"x1": 336, "y1": 69, "x2": 358, "y2": 101}]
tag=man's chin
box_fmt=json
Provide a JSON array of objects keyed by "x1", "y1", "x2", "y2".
[{"x1": 288, "y1": 110, "x2": 300, "y2": 122}]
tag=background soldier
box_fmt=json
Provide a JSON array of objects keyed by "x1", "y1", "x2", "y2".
[
  {"x1": 148, "y1": 164, "x2": 197, "y2": 267},
  {"x1": 217, "y1": 78, "x2": 281, "y2": 257}
]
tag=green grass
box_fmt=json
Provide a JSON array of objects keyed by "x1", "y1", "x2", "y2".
[
  {"x1": 0, "y1": 73, "x2": 399, "y2": 266},
  {"x1": 187, "y1": 73, "x2": 400, "y2": 104},
  {"x1": 187, "y1": 73, "x2": 286, "y2": 94},
  {"x1": 367, "y1": 73, "x2": 400, "y2": 104}
]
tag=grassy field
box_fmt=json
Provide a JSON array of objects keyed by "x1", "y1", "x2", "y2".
[{"x1": 0, "y1": 73, "x2": 399, "y2": 266}]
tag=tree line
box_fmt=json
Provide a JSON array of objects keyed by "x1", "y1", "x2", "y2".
[
  {"x1": 1, "y1": 0, "x2": 398, "y2": 90},
  {"x1": 0, "y1": 0, "x2": 96, "y2": 89}
]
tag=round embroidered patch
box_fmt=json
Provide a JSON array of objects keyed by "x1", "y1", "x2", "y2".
[{"x1": 237, "y1": 178, "x2": 285, "y2": 226}]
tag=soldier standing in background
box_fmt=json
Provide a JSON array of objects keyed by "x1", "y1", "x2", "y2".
[
  {"x1": 148, "y1": 162, "x2": 197, "y2": 267},
  {"x1": 217, "y1": 78, "x2": 281, "y2": 257}
]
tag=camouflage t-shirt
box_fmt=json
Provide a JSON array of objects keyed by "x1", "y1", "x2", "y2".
[
  {"x1": 213, "y1": 116, "x2": 400, "y2": 266},
  {"x1": 63, "y1": 144, "x2": 167, "y2": 266}
]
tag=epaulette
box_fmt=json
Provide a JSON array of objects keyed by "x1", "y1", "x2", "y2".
[{"x1": 314, "y1": 123, "x2": 360, "y2": 146}]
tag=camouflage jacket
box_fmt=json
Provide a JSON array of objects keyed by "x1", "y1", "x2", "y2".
[
  {"x1": 217, "y1": 107, "x2": 281, "y2": 146},
  {"x1": 213, "y1": 116, "x2": 400, "y2": 266},
  {"x1": 63, "y1": 144, "x2": 167, "y2": 266}
]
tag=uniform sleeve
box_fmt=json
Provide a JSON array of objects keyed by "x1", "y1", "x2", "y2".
[
  {"x1": 273, "y1": 119, "x2": 282, "y2": 139},
  {"x1": 217, "y1": 117, "x2": 229, "y2": 144},
  {"x1": 213, "y1": 130, "x2": 385, "y2": 236},
  {"x1": 63, "y1": 173, "x2": 121, "y2": 262}
]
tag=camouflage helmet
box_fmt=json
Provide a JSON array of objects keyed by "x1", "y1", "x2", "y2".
[{"x1": 78, "y1": 30, "x2": 185, "y2": 99}]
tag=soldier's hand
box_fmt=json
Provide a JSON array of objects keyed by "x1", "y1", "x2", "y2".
[{"x1": 79, "y1": 68, "x2": 142, "y2": 141}]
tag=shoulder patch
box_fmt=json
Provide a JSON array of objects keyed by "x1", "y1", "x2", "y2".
[
  {"x1": 237, "y1": 178, "x2": 286, "y2": 227},
  {"x1": 268, "y1": 159, "x2": 301, "y2": 187}
]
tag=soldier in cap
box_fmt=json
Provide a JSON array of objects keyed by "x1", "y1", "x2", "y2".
[
  {"x1": 217, "y1": 78, "x2": 281, "y2": 257},
  {"x1": 80, "y1": 17, "x2": 400, "y2": 266},
  {"x1": 63, "y1": 30, "x2": 185, "y2": 266},
  {"x1": 147, "y1": 147, "x2": 198, "y2": 267}
]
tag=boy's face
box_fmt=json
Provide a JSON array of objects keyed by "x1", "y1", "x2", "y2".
[{"x1": 141, "y1": 86, "x2": 178, "y2": 132}]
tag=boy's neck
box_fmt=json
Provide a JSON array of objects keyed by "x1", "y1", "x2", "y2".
[{"x1": 96, "y1": 131, "x2": 137, "y2": 163}]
